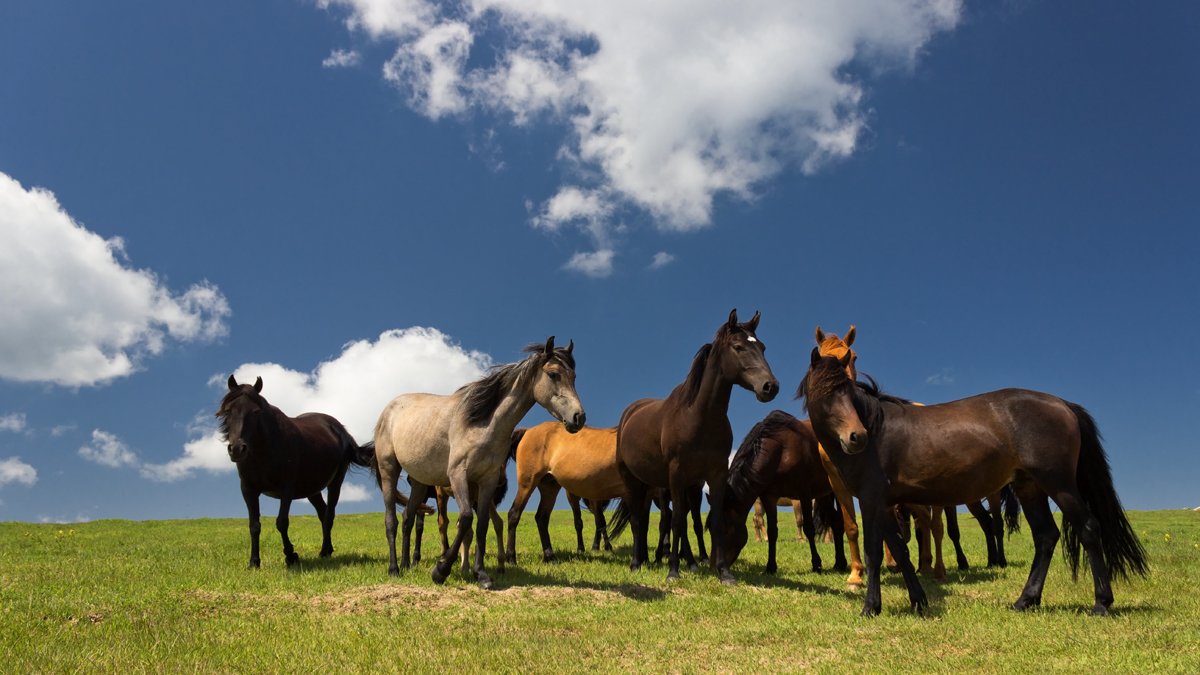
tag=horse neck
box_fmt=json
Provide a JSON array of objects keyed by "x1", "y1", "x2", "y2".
[
  {"x1": 486, "y1": 379, "x2": 537, "y2": 437},
  {"x1": 688, "y1": 348, "x2": 734, "y2": 416}
]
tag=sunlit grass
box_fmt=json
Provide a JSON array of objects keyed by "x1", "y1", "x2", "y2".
[{"x1": 1, "y1": 509, "x2": 1197, "y2": 672}]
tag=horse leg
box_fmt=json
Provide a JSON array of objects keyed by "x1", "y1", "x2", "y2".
[
  {"x1": 378, "y1": 456, "x2": 403, "y2": 575},
  {"x1": 490, "y1": 504, "x2": 506, "y2": 576},
  {"x1": 691, "y1": 480, "x2": 705, "y2": 559},
  {"x1": 967, "y1": 500, "x2": 999, "y2": 567},
  {"x1": 801, "y1": 498, "x2": 821, "y2": 573},
  {"x1": 989, "y1": 492, "x2": 1008, "y2": 567},
  {"x1": 794, "y1": 500, "x2": 806, "y2": 542},
  {"x1": 433, "y1": 472, "x2": 474, "y2": 586},
  {"x1": 535, "y1": 480, "x2": 560, "y2": 562},
  {"x1": 930, "y1": 506, "x2": 947, "y2": 580},
  {"x1": 505, "y1": 471, "x2": 539, "y2": 565},
  {"x1": 594, "y1": 500, "x2": 613, "y2": 552},
  {"x1": 240, "y1": 482, "x2": 261, "y2": 569},
  {"x1": 911, "y1": 505, "x2": 933, "y2": 577},
  {"x1": 763, "y1": 497, "x2": 779, "y2": 574},
  {"x1": 1052, "y1": 488, "x2": 1113, "y2": 615},
  {"x1": 944, "y1": 506, "x2": 969, "y2": 570},
  {"x1": 399, "y1": 481, "x2": 429, "y2": 572},
  {"x1": 837, "y1": 492, "x2": 864, "y2": 586},
  {"x1": 827, "y1": 496, "x2": 848, "y2": 573},
  {"x1": 321, "y1": 468, "x2": 347, "y2": 557},
  {"x1": 436, "y1": 488, "x2": 451, "y2": 559},
  {"x1": 1010, "y1": 479, "x2": 1059, "y2": 612},
  {"x1": 665, "y1": 479, "x2": 688, "y2": 581},
  {"x1": 568, "y1": 493, "x2": 586, "y2": 553},
  {"x1": 706, "y1": 470, "x2": 736, "y2": 585},
  {"x1": 469, "y1": 474, "x2": 500, "y2": 590},
  {"x1": 307, "y1": 492, "x2": 331, "y2": 558},
  {"x1": 276, "y1": 495, "x2": 299, "y2": 567},
  {"x1": 618, "y1": 461, "x2": 650, "y2": 571},
  {"x1": 654, "y1": 492, "x2": 670, "y2": 565},
  {"x1": 413, "y1": 508, "x2": 424, "y2": 564},
  {"x1": 753, "y1": 499, "x2": 766, "y2": 543},
  {"x1": 878, "y1": 503, "x2": 927, "y2": 615}
]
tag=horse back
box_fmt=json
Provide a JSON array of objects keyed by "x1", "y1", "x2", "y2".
[
  {"x1": 543, "y1": 425, "x2": 624, "y2": 501},
  {"x1": 374, "y1": 392, "x2": 457, "y2": 487}
]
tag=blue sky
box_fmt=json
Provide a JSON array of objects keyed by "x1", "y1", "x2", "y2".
[{"x1": 1, "y1": 1, "x2": 1197, "y2": 523}]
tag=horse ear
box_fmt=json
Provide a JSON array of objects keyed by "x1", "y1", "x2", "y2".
[
  {"x1": 253, "y1": 376, "x2": 263, "y2": 393},
  {"x1": 544, "y1": 335, "x2": 556, "y2": 354},
  {"x1": 744, "y1": 310, "x2": 760, "y2": 332},
  {"x1": 228, "y1": 374, "x2": 238, "y2": 391},
  {"x1": 838, "y1": 351, "x2": 854, "y2": 369},
  {"x1": 814, "y1": 326, "x2": 825, "y2": 344},
  {"x1": 565, "y1": 338, "x2": 574, "y2": 355},
  {"x1": 844, "y1": 325, "x2": 856, "y2": 347},
  {"x1": 810, "y1": 346, "x2": 822, "y2": 366},
  {"x1": 727, "y1": 308, "x2": 739, "y2": 329}
]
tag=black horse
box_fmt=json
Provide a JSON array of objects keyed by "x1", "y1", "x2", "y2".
[{"x1": 219, "y1": 375, "x2": 392, "y2": 568}]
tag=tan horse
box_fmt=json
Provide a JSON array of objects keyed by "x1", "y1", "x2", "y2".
[{"x1": 752, "y1": 498, "x2": 805, "y2": 542}]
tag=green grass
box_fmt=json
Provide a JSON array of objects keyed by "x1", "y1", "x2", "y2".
[{"x1": 2, "y1": 509, "x2": 1198, "y2": 672}]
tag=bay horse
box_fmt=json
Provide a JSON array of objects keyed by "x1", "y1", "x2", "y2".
[
  {"x1": 798, "y1": 348, "x2": 1148, "y2": 616},
  {"x1": 219, "y1": 375, "x2": 405, "y2": 568},
  {"x1": 616, "y1": 309, "x2": 779, "y2": 583},
  {"x1": 506, "y1": 424, "x2": 621, "y2": 563},
  {"x1": 371, "y1": 337, "x2": 585, "y2": 589},
  {"x1": 714, "y1": 410, "x2": 850, "y2": 576}
]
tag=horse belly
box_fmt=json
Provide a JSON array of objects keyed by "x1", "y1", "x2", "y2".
[
  {"x1": 889, "y1": 442, "x2": 1016, "y2": 505},
  {"x1": 548, "y1": 453, "x2": 625, "y2": 501},
  {"x1": 384, "y1": 395, "x2": 454, "y2": 487}
]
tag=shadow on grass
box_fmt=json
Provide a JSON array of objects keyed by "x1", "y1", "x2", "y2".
[{"x1": 290, "y1": 552, "x2": 378, "y2": 572}]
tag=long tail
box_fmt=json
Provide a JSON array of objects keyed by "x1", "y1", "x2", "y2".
[
  {"x1": 1062, "y1": 402, "x2": 1148, "y2": 581},
  {"x1": 351, "y1": 441, "x2": 433, "y2": 515},
  {"x1": 510, "y1": 427, "x2": 527, "y2": 460},
  {"x1": 608, "y1": 498, "x2": 632, "y2": 539},
  {"x1": 1000, "y1": 483, "x2": 1022, "y2": 534},
  {"x1": 812, "y1": 495, "x2": 835, "y2": 539}
]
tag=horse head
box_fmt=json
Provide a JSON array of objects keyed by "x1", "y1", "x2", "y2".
[
  {"x1": 800, "y1": 348, "x2": 867, "y2": 455},
  {"x1": 716, "y1": 309, "x2": 779, "y2": 402},
  {"x1": 218, "y1": 374, "x2": 267, "y2": 463},
  {"x1": 815, "y1": 324, "x2": 857, "y2": 381},
  {"x1": 530, "y1": 336, "x2": 586, "y2": 433}
]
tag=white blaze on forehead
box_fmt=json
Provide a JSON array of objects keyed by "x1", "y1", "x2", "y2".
[{"x1": 747, "y1": 336, "x2": 758, "y2": 343}]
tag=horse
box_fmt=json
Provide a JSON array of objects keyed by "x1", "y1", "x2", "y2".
[
  {"x1": 714, "y1": 410, "x2": 850, "y2": 576},
  {"x1": 816, "y1": 325, "x2": 1018, "y2": 580},
  {"x1": 616, "y1": 309, "x2": 779, "y2": 583},
  {"x1": 370, "y1": 337, "x2": 585, "y2": 589},
  {"x1": 219, "y1": 375, "x2": 407, "y2": 568},
  {"x1": 753, "y1": 498, "x2": 806, "y2": 543},
  {"x1": 409, "y1": 475, "x2": 507, "y2": 575},
  {"x1": 798, "y1": 347, "x2": 1148, "y2": 616}
]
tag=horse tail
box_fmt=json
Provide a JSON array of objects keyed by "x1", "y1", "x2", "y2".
[
  {"x1": 812, "y1": 495, "x2": 835, "y2": 539},
  {"x1": 583, "y1": 498, "x2": 610, "y2": 515},
  {"x1": 494, "y1": 469, "x2": 510, "y2": 505},
  {"x1": 1000, "y1": 483, "x2": 1021, "y2": 535},
  {"x1": 510, "y1": 427, "x2": 527, "y2": 460},
  {"x1": 1061, "y1": 402, "x2": 1148, "y2": 581},
  {"x1": 607, "y1": 498, "x2": 632, "y2": 540},
  {"x1": 351, "y1": 441, "x2": 432, "y2": 515}
]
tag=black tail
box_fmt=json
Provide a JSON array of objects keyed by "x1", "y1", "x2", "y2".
[
  {"x1": 350, "y1": 441, "x2": 379, "y2": 484},
  {"x1": 510, "y1": 427, "x2": 527, "y2": 460},
  {"x1": 812, "y1": 495, "x2": 835, "y2": 539},
  {"x1": 608, "y1": 498, "x2": 632, "y2": 539},
  {"x1": 1000, "y1": 483, "x2": 1021, "y2": 535},
  {"x1": 1062, "y1": 402, "x2": 1148, "y2": 581}
]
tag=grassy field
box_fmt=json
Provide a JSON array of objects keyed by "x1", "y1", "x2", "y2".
[{"x1": 2, "y1": 508, "x2": 1198, "y2": 673}]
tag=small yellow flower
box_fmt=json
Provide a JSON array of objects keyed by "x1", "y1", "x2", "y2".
[{"x1": 1163, "y1": 533, "x2": 1172, "y2": 543}]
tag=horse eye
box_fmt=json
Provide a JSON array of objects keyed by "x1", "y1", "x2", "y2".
[
  {"x1": 548, "y1": 371, "x2": 561, "y2": 381},
  {"x1": 732, "y1": 344, "x2": 745, "y2": 352}
]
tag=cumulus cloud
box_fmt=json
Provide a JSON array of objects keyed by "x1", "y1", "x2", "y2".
[
  {"x1": 318, "y1": 0, "x2": 960, "y2": 263},
  {"x1": 78, "y1": 429, "x2": 140, "y2": 468},
  {"x1": 648, "y1": 252, "x2": 675, "y2": 270},
  {"x1": 337, "y1": 482, "x2": 374, "y2": 503},
  {"x1": 322, "y1": 48, "x2": 362, "y2": 68},
  {"x1": 143, "y1": 327, "x2": 492, "y2": 482},
  {"x1": 0, "y1": 413, "x2": 26, "y2": 433},
  {"x1": 925, "y1": 368, "x2": 955, "y2": 385},
  {"x1": 0, "y1": 457, "x2": 37, "y2": 487},
  {"x1": 563, "y1": 249, "x2": 615, "y2": 278},
  {"x1": 0, "y1": 172, "x2": 230, "y2": 387}
]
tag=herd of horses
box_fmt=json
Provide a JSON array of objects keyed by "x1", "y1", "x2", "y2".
[{"x1": 218, "y1": 311, "x2": 1148, "y2": 617}]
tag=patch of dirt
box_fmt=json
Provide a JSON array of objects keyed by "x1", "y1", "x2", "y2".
[{"x1": 311, "y1": 582, "x2": 669, "y2": 615}]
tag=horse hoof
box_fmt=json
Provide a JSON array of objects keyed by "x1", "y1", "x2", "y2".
[
  {"x1": 812, "y1": 564, "x2": 823, "y2": 573},
  {"x1": 285, "y1": 553, "x2": 300, "y2": 567},
  {"x1": 630, "y1": 562, "x2": 642, "y2": 572},
  {"x1": 666, "y1": 570, "x2": 681, "y2": 582},
  {"x1": 478, "y1": 574, "x2": 494, "y2": 590},
  {"x1": 387, "y1": 566, "x2": 400, "y2": 577},
  {"x1": 543, "y1": 552, "x2": 557, "y2": 563},
  {"x1": 1089, "y1": 604, "x2": 1109, "y2": 617},
  {"x1": 718, "y1": 570, "x2": 737, "y2": 586},
  {"x1": 688, "y1": 563, "x2": 699, "y2": 573},
  {"x1": 247, "y1": 560, "x2": 260, "y2": 570},
  {"x1": 431, "y1": 565, "x2": 450, "y2": 585},
  {"x1": 860, "y1": 606, "x2": 881, "y2": 618}
]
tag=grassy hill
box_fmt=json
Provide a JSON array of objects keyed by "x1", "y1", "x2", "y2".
[{"x1": 2, "y1": 509, "x2": 1197, "y2": 672}]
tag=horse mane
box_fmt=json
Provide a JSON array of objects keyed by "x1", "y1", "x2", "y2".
[
  {"x1": 215, "y1": 387, "x2": 273, "y2": 442},
  {"x1": 671, "y1": 322, "x2": 735, "y2": 407},
  {"x1": 460, "y1": 343, "x2": 574, "y2": 428},
  {"x1": 796, "y1": 358, "x2": 905, "y2": 440},
  {"x1": 726, "y1": 410, "x2": 796, "y2": 507}
]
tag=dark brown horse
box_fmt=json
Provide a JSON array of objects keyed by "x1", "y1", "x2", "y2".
[
  {"x1": 714, "y1": 410, "x2": 849, "y2": 576},
  {"x1": 798, "y1": 349, "x2": 1148, "y2": 616},
  {"x1": 219, "y1": 375, "x2": 392, "y2": 568},
  {"x1": 616, "y1": 309, "x2": 779, "y2": 583}
]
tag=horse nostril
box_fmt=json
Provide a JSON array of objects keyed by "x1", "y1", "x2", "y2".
[
  {"x1": 574, "y1": 411, "x2": 586, "y2": 427},
  {"x1": 763, "y1": 381, "x2": 776, "y2": 395},
  {"x1": 849, "y1": 432, "x2": 860, "y2": 445}
]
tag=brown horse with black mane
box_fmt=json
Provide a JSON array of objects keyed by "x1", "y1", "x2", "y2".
[
  {"x1": 798, "y1": 348, "x2": 1147, "y2": 616},
  {"x1": 616, "y1": 309, "x2": 779, "y2": 583}
]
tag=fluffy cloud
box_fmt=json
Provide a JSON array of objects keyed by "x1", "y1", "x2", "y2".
[
  {"x1": 563, "y1": 249, "x2": 615, "y2": 278},
  {"x1": 0, "y1": 413, "x2": 26, "y2": 433},
  {"x1": 337, "y1": 482, "x2": 374, "y2": 503},
  {"x1": 322, "y1": 48, "x2": 362, "y2": 68},
  {"x1": 648, "y1": 252, "x2": 675, "y2": 270},
  {"x1": 0, "y1": 457, "x2": 37, "y2": 487},
  {"x1": 142, "y1": 327, "x2": 492, "y2": 481},
  {"x1": 78, "y1": 429, "x2": 140, "y2": 468},
  {"x1": 0, "y1": 172, "x2": 230, "y2": 387},
  {"x1": 319, "y1": 0, "x2": 960, "y2": 260}
]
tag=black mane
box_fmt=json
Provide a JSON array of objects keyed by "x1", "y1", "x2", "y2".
[
  {"x1": 460, "y1": 343, "x2": 574, "y2": 427},
  {"x1": 726, "y1": 410, "x2": 797, "y2": 507}
]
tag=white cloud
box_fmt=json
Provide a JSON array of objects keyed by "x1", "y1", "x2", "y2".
[
  {"x1": 78, "y1": 429, "x2": 140, "y2": 468},
  {"x1": 143, "y1": 327, "x2": 492, "y2": 482},
  {"x1": 336, "y1": 482, "x2": 374, "y2": 503},
  {"x1": 322, "y1": 48, "x2": 362, "y2": 68},
  {"x1": 50, "y1": 424, "x2": 76, "y2": 438},
  {"x1": 0, "y1": 172, "x2": 230, "y2": 387},
  {"x1": 925, "y1": 368, "x2": 955, "y2": 385},
  {"x1": 0, "y1": 457, "x2": 37, "y2": 487},
  {"x1": 318, "y1": 0, "x2": 960, "y2": 263},
  {"x1": 563, "y1": 249, "x2": 615, "y2": 278},
  {"x1": 648, "y1": 252, "x2": 675, "y2": 270},
  {"x1": 0, "y1": 413, "x2": 26, "y2": 433}
]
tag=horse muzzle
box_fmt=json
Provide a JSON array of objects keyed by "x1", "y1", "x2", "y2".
[
  {"x1": 840, "y1": 429, "x2": 867, "y2": 455},
  {"x1": 755, "y1": 378, "x2": 780, "y2": 403},
  {"x1": 563, "y1": 410, "x2": 586, "y2": 434}
]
